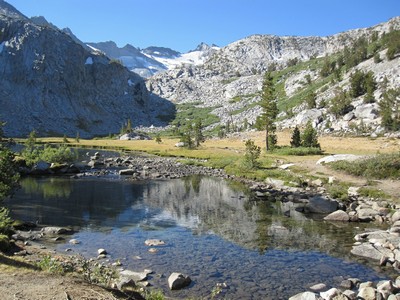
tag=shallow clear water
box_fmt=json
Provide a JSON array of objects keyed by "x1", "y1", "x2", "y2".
[{"x1": 6, "y1": 175, "x2": 389, "y2": 299}]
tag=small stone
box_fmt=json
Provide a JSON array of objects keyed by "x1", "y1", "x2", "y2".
[
  {"x1": 340, "y1": 279, "x2": 354, "y2": 290},
  {"x1": 97, "y1": 248, "x2": 107, "y2": 255},
  {"x1": 144, "y1": 239, "x2": 165, "y2": 246},
  {"x1": 308, "y1": 283, "x2": 327, "y2": 292},
  {"x1": 69, "y1": 239, "x2": 80, "y2": 245},
  {"x1": 148, "y1": 248, "x2": 158, "y2": 253},
  {"x1": 343, "y1": 290, "x2": 357, "y2": 300}
]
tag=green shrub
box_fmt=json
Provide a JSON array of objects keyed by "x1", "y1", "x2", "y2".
[
  {"x1": 330, "y1": 153, "x2": 400, "y2": 179},
  {"x1": 0, "y1": 207, "x2": 13, "y2": 235},
  {"x1": 22, "y1": 145, "x2": 76, "y2": 167},
  {"x1": 275, "y1": 146, "x2": 323, "y2": 156},
  {"x1": 0, "y1": 234, "x2": 10, "y2": 252},
  {"x1": 0, "y1": 147, "x2": 19, "y2": 201}
]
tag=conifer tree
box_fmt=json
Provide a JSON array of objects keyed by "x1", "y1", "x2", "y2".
[
  {"x1": 290, "y1": 126, "x2": 301, "y2": 148},
  {"x1": 302, "y1": 121, "x2": 320, "y2": 149},
  {"x1": 193, "y1": 119, "x2": 205, "y2": 147},
  {"x1": 256, "y1": 72, "x2": 278, "y2": 151}
]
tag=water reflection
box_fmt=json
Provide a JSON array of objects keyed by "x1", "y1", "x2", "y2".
[{"x1": 6, "y1": 175, "x2": 389, "y2": 299}]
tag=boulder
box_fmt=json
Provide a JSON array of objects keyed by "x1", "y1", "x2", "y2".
[
  {"x1": 357, "y1": 286, "x2": 377, "y2": 300},
  {"x1": 354, "y1": 103, "x2": 379, "y2": 120},
  {"x1": 351, "y1": 243, "x2": 393, "y2": 261},
  {"x1": 41, "y1": 227, "x2": 73, "y2": 235},
  {"x1": 305, "y1": 196, "x2": 338, "y2": 214},
  {"x1": 392, "y1": 211, "x2": 400, "y2": 223},
  {"x1": 168, "y1": 272, "x2": 192, "y2": 290},
  {"x1": 120, "y1": 270, "x2": 148, "y2": 282},
  {"x1": 320, "y1": 288, "x2": 343, "y2": 300},
  {"x1": 324, "y1": 210, "x2": 350, "y2": 222}
]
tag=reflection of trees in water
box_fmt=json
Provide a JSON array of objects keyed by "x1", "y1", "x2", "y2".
[
  {"x1": 144, "y1": 177, "x2": 374, "y2": 258},
  {"x1": 21, "y1": 177, "x2": 72, "y2": 199}
]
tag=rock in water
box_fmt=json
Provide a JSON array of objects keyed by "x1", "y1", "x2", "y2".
[{"x1": 168, "y1": 273, "x2": 192, "y2": 290}]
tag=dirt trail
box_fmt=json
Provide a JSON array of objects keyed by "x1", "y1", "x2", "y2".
[{"x1": 296, "y1": 157, "x2": 400, "y2": 200}]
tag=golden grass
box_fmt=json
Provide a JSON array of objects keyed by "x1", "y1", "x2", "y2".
[{"x1": 28, "y1": 130, "x2": 399, "y2": 161}]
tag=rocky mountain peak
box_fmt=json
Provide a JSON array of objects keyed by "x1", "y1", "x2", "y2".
[
  {"x1": 0, "y1": 0, "x2": 27, "y2": 20},
  {"x1": 0, "y1": 1, "x2": 174, "y2": 138}
]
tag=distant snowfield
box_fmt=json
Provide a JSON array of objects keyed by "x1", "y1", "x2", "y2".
[{"x1": 144, "y1": 47, "x2": 219, "y2": 70}]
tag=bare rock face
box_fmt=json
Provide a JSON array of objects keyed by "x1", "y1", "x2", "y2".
[{"x1": 0, "y1": 2, "x2": 174, "y2": 138}]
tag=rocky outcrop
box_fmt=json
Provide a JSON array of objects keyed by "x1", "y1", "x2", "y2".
[{"x1": 0, "y1": 2, "x2": 174, "y2": 138}]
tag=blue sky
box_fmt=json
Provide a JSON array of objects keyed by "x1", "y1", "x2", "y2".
[{"x1": 5, "y1": 0, "x2": 400, "y2": 53}]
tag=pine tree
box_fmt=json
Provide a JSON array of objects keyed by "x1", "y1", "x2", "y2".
[
  {"x1": 193, "y1": 119, "x2": 205, "y2": 147},
  {"x1": 180, "y1": 123, "x2": 194, "y2": 149},
  {"x1": 256, "y1": 72, "x2": 278, "y2": 151},
  {"x1": 290, "y1": 126, "x2": 301, "y2": 148},
  {"x1": 243, "y1": 139, "x2": 261, "y2": 169},
  {"x1": 302, "y1": 121, "x2": 320, "y2": 148}
]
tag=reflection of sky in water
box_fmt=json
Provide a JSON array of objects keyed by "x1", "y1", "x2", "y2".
[{"x1": 6, "y1": 176, "x2": 390, "y2": 299}]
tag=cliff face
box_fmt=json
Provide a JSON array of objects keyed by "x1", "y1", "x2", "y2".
[{"x1": 0, "y1": 3, "x2": 173, "y2": 138}]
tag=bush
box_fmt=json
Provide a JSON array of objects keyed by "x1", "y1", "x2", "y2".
[
  {"x1": 22, "y1": 144, "x2": 76, "y2": 167},
  {"x1": 0, "y1": 147, "x2": 19, "y2": 201},
  {"x1": 0, "y1": 207, "x2": 12, "y2": 235},
  {"x1": 0, "y1": 234, "x2": 10, "y2": 252},
  {"x1": 329, "y1": 153, "x2": 400, "y2": 179},
  {"x1": 275, "y1": 146, "x2": 323, "y2": 156}
]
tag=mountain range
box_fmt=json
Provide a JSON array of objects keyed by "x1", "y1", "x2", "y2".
[{"x1": 0, "y1": 0, "x2": 399, "y2": 138}]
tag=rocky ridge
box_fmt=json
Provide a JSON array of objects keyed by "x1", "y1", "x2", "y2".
[
  {"x1": 0, "y1": 1, "x2": 174, "y2": 138},
  {"x1": 146, "y1": 17, "x2": 400, "y2": 134}
]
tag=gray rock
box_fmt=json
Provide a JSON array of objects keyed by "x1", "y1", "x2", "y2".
[
  {"x1": 316, "y1": 154, "x2": 363, "y2": 165},
  {"x1": 309, "y1": 283, "x2": 328, "y2": 293},
  {"x1": 119, "y1": 169, "x2": 135, "y2": 175},
  {"x1": 324, "y1": 210, "x2": 350, "y2": 222},
  {"x1": 289, "y1": 291, "x2": 319, "y2": 300},
  {"x1": 41, "y1": 227, "x2": 72, "y2": 235},
  {"x1": 116, "y1": 277, "x2": 136, "y2": 291},
  {"x1": 342, "y1": 290, "x2": 357, "y2": 300},
  {"x1": 305, "y1": 196, "x2": 338, "y2": 214},
  {"x1": 320, "y1": 288, "x2": 342, "y2": 300},
  {"x1": 144, "y1": 239, "x2": 166, "y2": 246},
  {"x1": 357, "y1": 286, "x2": 376, "y2": 300},
  {"x1": 392, "y1": 211, "x2": 400, "y2": 223},
  {"x1": 120, "y1": 270, "x2": 148, "y2": 282},
  {"x1": 97, "y1": 248, "x2": 107, "y2": 255},
  {"x1": 351, "y1": 243, "x2": 394, "y2": 261},
  {"x1": 168, "y1": 272, "x2": 192, "y2": 290},
  {"x1": 377, "y1": 280, "x2": 396, "y2": 295}
]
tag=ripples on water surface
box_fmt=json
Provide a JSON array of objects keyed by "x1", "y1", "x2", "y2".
[{"x1": 6, "y1": 175, "x2": 389, "y2": 299}]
